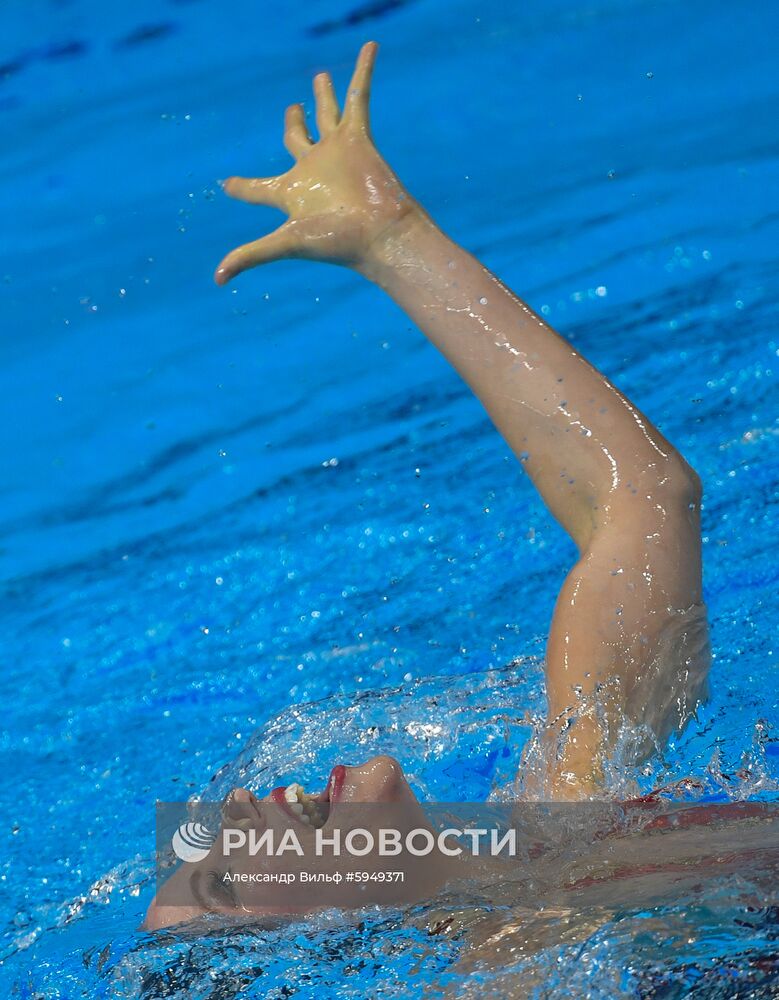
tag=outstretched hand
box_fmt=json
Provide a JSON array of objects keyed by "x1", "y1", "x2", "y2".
[{"x1": 215, "y1": 42, "x2": 417, "y2": 285}]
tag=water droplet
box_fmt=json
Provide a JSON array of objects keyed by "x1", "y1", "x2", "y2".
[{"x1": 479, "y1": 296, "x2": 488, "y2": 305}]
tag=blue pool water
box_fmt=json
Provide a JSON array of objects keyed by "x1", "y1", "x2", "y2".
[{"x1": 2, "y1": 0, "x2": 778, "y2": 994}]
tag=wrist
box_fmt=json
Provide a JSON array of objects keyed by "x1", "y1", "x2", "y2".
[{"x1": 356, "y1": 203, "x2": 441, "y2": 285}]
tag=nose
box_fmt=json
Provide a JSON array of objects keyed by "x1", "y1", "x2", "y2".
[{"x1": 366, "y1": 754, "x2": 403, "y2": 776}]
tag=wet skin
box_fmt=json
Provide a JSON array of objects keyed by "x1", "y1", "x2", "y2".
[
  {"x1": 212, "y1": 42, "x2": 709, "y2": 798},
  {"x1": 146, "y1": 41, "x2": 718, "y2": 931}
]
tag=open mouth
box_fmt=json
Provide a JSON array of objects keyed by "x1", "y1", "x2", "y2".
[{"x1": 269, "y1": 764, "x2": 346, "y2": 829}]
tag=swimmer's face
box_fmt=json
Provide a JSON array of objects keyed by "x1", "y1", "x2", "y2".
[{"x1": 144, "y1": 755, "x2": 440, "y2": 931}]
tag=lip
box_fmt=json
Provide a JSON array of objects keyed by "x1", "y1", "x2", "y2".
[
  {"x1": 269, "y1": 786, "x2": 301, "y2": 825},
  {"x1": 269, "y1": 763, "x2": 347, "y2": 827},
  {"x1": 328, "y1": 764, "x2": 346, "y2": 804}
]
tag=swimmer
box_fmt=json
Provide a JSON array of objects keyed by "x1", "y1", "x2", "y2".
[{"x1": 145, "y1": 42, "x2": 714, "y2": 930}]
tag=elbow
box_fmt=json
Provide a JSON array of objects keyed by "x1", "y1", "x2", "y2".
[
  {"x1": 688, "y1": 466, "x2": 703, "y2": 506},
  {"x1": 663, "y1": 454, "x2": 703, "y2": 509}
]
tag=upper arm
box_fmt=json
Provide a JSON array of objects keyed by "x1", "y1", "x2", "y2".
[{"x1": 541, "y1": 480, "x2": 708, "y2": 794}]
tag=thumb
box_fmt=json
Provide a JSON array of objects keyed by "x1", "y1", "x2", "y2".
[{"x1": 214, "y1": 222, "x2": 299, "y2": 285}]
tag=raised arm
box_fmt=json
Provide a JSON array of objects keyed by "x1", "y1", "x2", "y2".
[{"x1": 216, "y1": 44, "x2": 709, "y2": 798}]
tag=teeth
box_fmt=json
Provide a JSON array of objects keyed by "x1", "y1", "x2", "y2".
[
  {"x1": 284, "y1": 783, "x2": 301, "y2": 803},
  {"x1": 282, "y1": 781, "x2": 327, "y2": 828}
]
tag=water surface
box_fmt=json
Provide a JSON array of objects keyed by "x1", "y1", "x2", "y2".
[{"x1": 1, "y1": 0, "x2": 778, "y2": 994}]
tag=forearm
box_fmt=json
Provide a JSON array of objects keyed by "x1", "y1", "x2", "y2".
[
  {"x1": 215, "y1": 38, "x2": 698, "y2": 556},
  {"x1": 358, "y1": 209, "x2": 696, "y2": 552}
]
